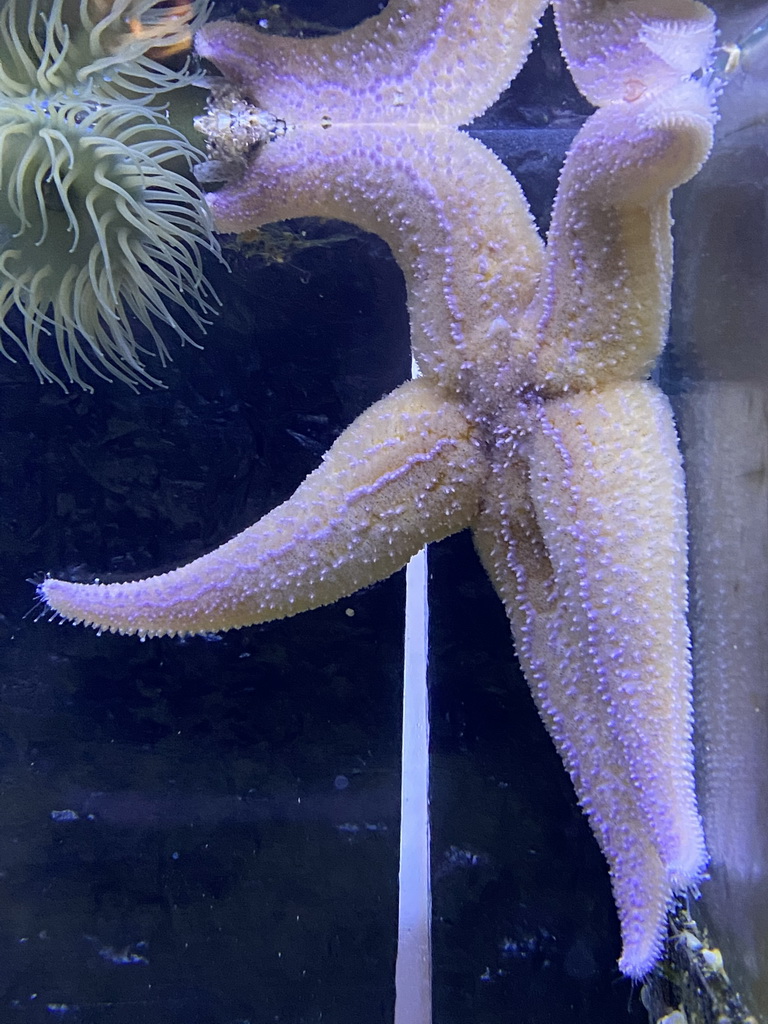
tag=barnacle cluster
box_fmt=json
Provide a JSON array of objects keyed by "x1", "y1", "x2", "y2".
[
  {"x1": 193, "y1": 80, "x2": 287, "y2": 185},
  {"x1": 0, "y1": 0, "x2": 220, "y2": 389}
]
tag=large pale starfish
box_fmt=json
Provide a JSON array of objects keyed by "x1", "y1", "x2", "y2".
[{"x1": 40, "y1": 0, "x2": 717, "y2": 978}]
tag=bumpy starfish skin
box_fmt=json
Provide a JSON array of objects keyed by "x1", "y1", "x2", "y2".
[
  {"x1": 41, "y1": 0, "x2": 716, "y2": 978},
  {"x1": 473, "y1": 383, "x2": 699, "y2": 969},
  {"x1": 554, "y1": 0, "x2": 717, "y2": 106},
  {"x1": 523, "y1": 83, "x2": 714, "y2": 395},
  {"x1": 45, "y1": 378, "x2": 485, "y2": 634},
  {"x1": 195, "y1": 0, "x2": 546, "y2": 127}
]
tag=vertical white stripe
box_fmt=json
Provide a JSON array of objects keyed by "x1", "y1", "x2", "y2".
[{"x1": 394, "y1": 537, "x2": 431, "y2": 1024}]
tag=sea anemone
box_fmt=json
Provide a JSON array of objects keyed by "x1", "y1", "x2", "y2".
[
  {"x1": 0, "y1": 0, "x2": 220, "y2": 389},
  {"x1": 0, "y1": 0, "x2": 208, "y2": 101},
  {"x1": 0, "y1": 90, "x2": 218, "y2": 387}
]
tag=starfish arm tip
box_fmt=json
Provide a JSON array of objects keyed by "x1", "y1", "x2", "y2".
[{"x1": 40, "y1": 381, "x2": 485, "y2": 640}]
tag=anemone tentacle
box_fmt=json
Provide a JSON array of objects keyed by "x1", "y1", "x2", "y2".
[
  {"x1": 0, "y1": 0, "x2": 210, "y2": 101},
  {"x1": 0, "y1": 90, "x2": 218, "y2": 388},
  {"x1": 0, "y1": 0, "x2": 221, "y2": 389}
]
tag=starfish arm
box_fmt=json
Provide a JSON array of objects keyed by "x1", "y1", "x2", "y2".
[
  {"x1": 473, "y1": 461, "x2": 670, "y2": 979},
  {"x1": 554, "y1": 0, "x2": 716, "y2": 107},
  {"x1": 473, "y1": 382, "x2": 705, "y2": 977},
  {"x1": 196, "y1": 0, "x2": 547, "y2": 128},
  {"x1": 524, "y1": 86, "x2": 714, "y2": 396},
  {"x1": 40, "y1": 378, "x2": 485, "y2": 638},
  {"x1": 526, "y1": 383, "x2": 705, "y2": 886},
  {"x1": 206, "y1": 126, "x2": 543, "y2": 406}
]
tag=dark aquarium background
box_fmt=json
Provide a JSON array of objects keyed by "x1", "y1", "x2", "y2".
[{"x1": 0, "y1": 1, "x2": 653, "y2": 1021}]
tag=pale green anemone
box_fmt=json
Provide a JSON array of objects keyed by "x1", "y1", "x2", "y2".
[
  {"x1": 0, "y1": 90, "x2": 218, "y2": 387},
  {"x1": 0, "y1": 0, "x2": 210, "y2": 101},
  {"x1": 0, "y1": 0, "x2": 220, "y2": 389}
]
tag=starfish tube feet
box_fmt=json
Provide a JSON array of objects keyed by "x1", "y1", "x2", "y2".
[
  {"x1": 554, "y1": 0, "x2": 716, "y2": 106},
  {"x1": 202, "y1": 125, "x2": 544, "y2": 402},
  {"x1": 526, "y1": 89, "x2": 714, "y2": 394},
  {"x1": 473, "y1": 449, "x2": 672, "y2": 980},
  {"x1": 473, "y1": 383, "x2": 705, "y2": 977},
  {"x1": 527, "y1": 383, "x2": 706, "y2": 889},
  {"x1": 196, "y1": 0, "x2": 548, "y2": 129},
  {"x1": 40, "y1": 378, "x2": 485, "y2": 637}
]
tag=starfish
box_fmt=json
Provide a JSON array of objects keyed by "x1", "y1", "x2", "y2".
[{"x1": 40, "y1": 0, "x2": 717, "y2": 978}]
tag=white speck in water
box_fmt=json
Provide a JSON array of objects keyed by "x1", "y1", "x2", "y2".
[{"x1": 50, "y1": 809, "x2": 79, "y2": 823}]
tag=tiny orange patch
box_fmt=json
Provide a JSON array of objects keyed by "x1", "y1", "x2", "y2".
[
  {"x1": 623, "y1": 77, "x2": 647, "y2": 102},
  {"x1": 126, "y1": 0, "x2": 194, "y2": 62}
]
